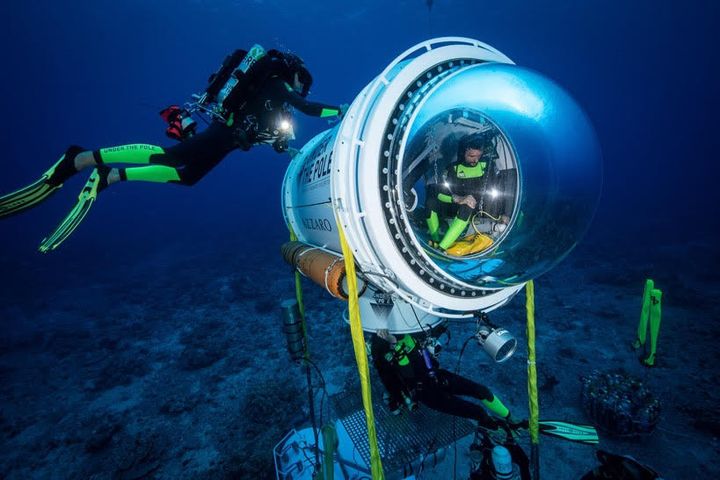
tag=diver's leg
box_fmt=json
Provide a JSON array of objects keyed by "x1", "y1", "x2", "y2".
[
  {"x1": 4, "y1": 119, "x2": 236, "y2": 217},
  {"x1": 37, "y1": 159, "x2": 182, "y2": 253},
  {"x1": 91, "y1": 144, "x2": 168, "y2": 166},
  {"x1": 424, "y1": 186, "x2": 445, "y2": 243},
  {"x1": 416, "y1": 385, "x2": 497, "y2": 429},
  {"x1": 37, "y1": 157, "x2": 183, "y2": 252},
  {"x1": 49, "y1": 144, "x2": 173, "y2": 188},
  {"x1": 38, "y1": 124, "x2": 239, "y2": 251},
  {"x1": 79, "y1": 144, "x2": 184, "y2": 187},
  {"x1": 117, "y1": 165, "x2": 182, "y2": 184},
  {"x1": 438, "y1": 370, "x2": 511, "y2": 419},
  {"x1": 427, "y1": 210, "x2": 441, "y2": 242},
  {"x1": 438, "y1": 204, "x2": 473, "y2": 250},
  {"x1": 35, "y1": 143, "x2": 177, "y2": 252},
  {"x1": 101, "y1": 123, "x2": 238, "y2": 187}
]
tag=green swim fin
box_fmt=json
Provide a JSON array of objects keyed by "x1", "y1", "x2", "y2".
[
  {"x1": 0, "y1": 146, "x2": 84, "y2": 218},
  {"x1": 537, "y1": 420, "x2": 599, "y2": 445},
  {"x1": 38, "y1": 168, "x2": 101, "y2": 253},
  {"x1": 0, "y1": 161, "x2": 65, "y2": 219}
]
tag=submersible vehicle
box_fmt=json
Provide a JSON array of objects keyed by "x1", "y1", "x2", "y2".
[{"x1": 274, "y1": 37, "x2": 602, "y2": 480}]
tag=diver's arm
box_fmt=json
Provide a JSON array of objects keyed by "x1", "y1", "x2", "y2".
[
  {"x1": 436, "y1": 166, "x2": 455, "y2": 203},
  {"x1": 272, "y1": 79, "x2": 342, "y2": 117},
  {"x1": 440, "y1": 189, "x2": 477, "y2": 209},
  {"x1": 440, "y1": 164, "x2": 479, "y2": 208},
  {"x1": 438, "y1": 192, "x2": 453, "y2": 203}
]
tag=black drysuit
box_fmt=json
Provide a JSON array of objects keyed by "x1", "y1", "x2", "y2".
[{"x1": 370, "y1": 334, "x2": 500, "y2": 429}]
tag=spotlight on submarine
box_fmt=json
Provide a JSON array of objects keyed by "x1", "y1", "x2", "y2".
[{"x1": 281, "y1": 37, "x2": 602, "y2": 336}]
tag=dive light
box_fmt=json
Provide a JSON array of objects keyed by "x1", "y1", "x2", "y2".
[{"x1": 474, "y1": 313, "x2": 517, "y2": 363}]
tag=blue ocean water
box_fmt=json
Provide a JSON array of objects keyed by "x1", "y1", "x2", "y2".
[{"x1": 0, "y1": 1, "x2": 718, "y2": 478}]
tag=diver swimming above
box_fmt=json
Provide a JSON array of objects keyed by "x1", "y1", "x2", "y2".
[{"x1": 0, "y1": 44, "x2": 347, "y2": 253}]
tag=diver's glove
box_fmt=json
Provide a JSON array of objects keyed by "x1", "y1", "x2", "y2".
[
  {"x1": 159, "y1": 105, "x2": 197, "y2": 141},
  {"x1": 326, "y1": 103, "x2": 350, "y2": 126},
  {"x1": 507, "y1": 416, "x2": 528, "y2": 433},
  {"x1": 477, "y1": 414, "x2": 505, "y2": 432},
  {"x1": 339, "y1": 103, "x2": 350, "y2": 118},
  {"x1": 494, "y1": 415, "x2": 527, "y2": 438}
]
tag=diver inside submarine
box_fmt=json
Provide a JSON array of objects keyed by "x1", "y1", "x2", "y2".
[{"x1": 402, "y1": 109, "x2": 519, "y2": 258}]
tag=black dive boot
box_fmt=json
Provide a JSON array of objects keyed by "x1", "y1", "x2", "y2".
[
  {"x1": 46, "y1": 145, "x2": 86, "y2": 187},
  {"x1": 95, "y1": 164, "x2": 111, "y2": 193}
]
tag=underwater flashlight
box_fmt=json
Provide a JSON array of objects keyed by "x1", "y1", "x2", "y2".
[
  {"x1": 476, "y1": 325, "x2": 517, "y2": 363},
  {"x1": 488, "y1": 188, "x2": 499, "y2": 199},
  {"x1": 280, "y1": 299, "x2": 306, "y2": 362},
  {"x1": 475, "y1": 312, "x2": 516, "y2": 363},
  {"x1": 279, "y1": 119, "x2": 291, "y2": 131}
]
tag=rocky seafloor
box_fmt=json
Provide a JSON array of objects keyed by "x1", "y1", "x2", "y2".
[{"x1": 1, "y1": 233, "x2": 718, "y2": 479}]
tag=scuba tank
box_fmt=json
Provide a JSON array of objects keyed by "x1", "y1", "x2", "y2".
[
  {"x1": 420, "y1": 330, "x2": 445, "y2": 381},
  {"x1": 217, "y1": 44, "x2": 267, "y2": 107},
  {"x1": 204, "y1": 49, "x2": 247, "y2": 100},
  {"x1": 421, "y1": 347, "x2": 438, "y2": 381},
  {"x1": 192, "y1": 44, "x2": 310, "y2": 137},
  {"x1": 280, "y1": 299, "x2": 306, "y2": 362},
  {"x1": 491, "y1": 446, "x2": 517, "y2": 480},
  {"x1": 188, "y1": 44, "x2": 313, "y2": 150},
  {"x1": 196, "y1": 44, "x2": 269, "y2": 120},
  {"x1": 470, "y1": 429, "x2": 527, "y2": 480}
]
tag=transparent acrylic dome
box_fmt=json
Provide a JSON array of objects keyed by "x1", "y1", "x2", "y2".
[{"x1": 384, "y1": 62, "x2": 602, "y2": 290}]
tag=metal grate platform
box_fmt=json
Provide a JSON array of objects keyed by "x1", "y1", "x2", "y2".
[{"x1": 331, "y1": 384, "x2": 475, "y2": 475}]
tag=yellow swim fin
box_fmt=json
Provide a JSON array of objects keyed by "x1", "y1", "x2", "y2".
[
  {"x1": 0, "y1": 161, "x2": 63, "y2": 218},
  {"x1": 0, "y1": 146, "x2": 85, "y2": 218},
  {"x1": 38, "y1": 169, "x2": 101, "y2": 253}
]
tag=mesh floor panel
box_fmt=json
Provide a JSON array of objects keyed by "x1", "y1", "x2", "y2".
[{"x1": 331, "y1": 385, "x2": 476, "y2": 473}]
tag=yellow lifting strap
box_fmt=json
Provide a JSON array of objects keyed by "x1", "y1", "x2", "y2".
[
  {"x1": 525, "y1": 280, "x2": 540, "y2": 478},
  {"x1": 288, "y1": 228, "x2": 306, "y2": 320},
  {"x1": 526, "y1": 280, "x2": 539, "y2": 442},
  {"x1": 336, "y1": 219, "x2": 385, "y2": 480}
]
